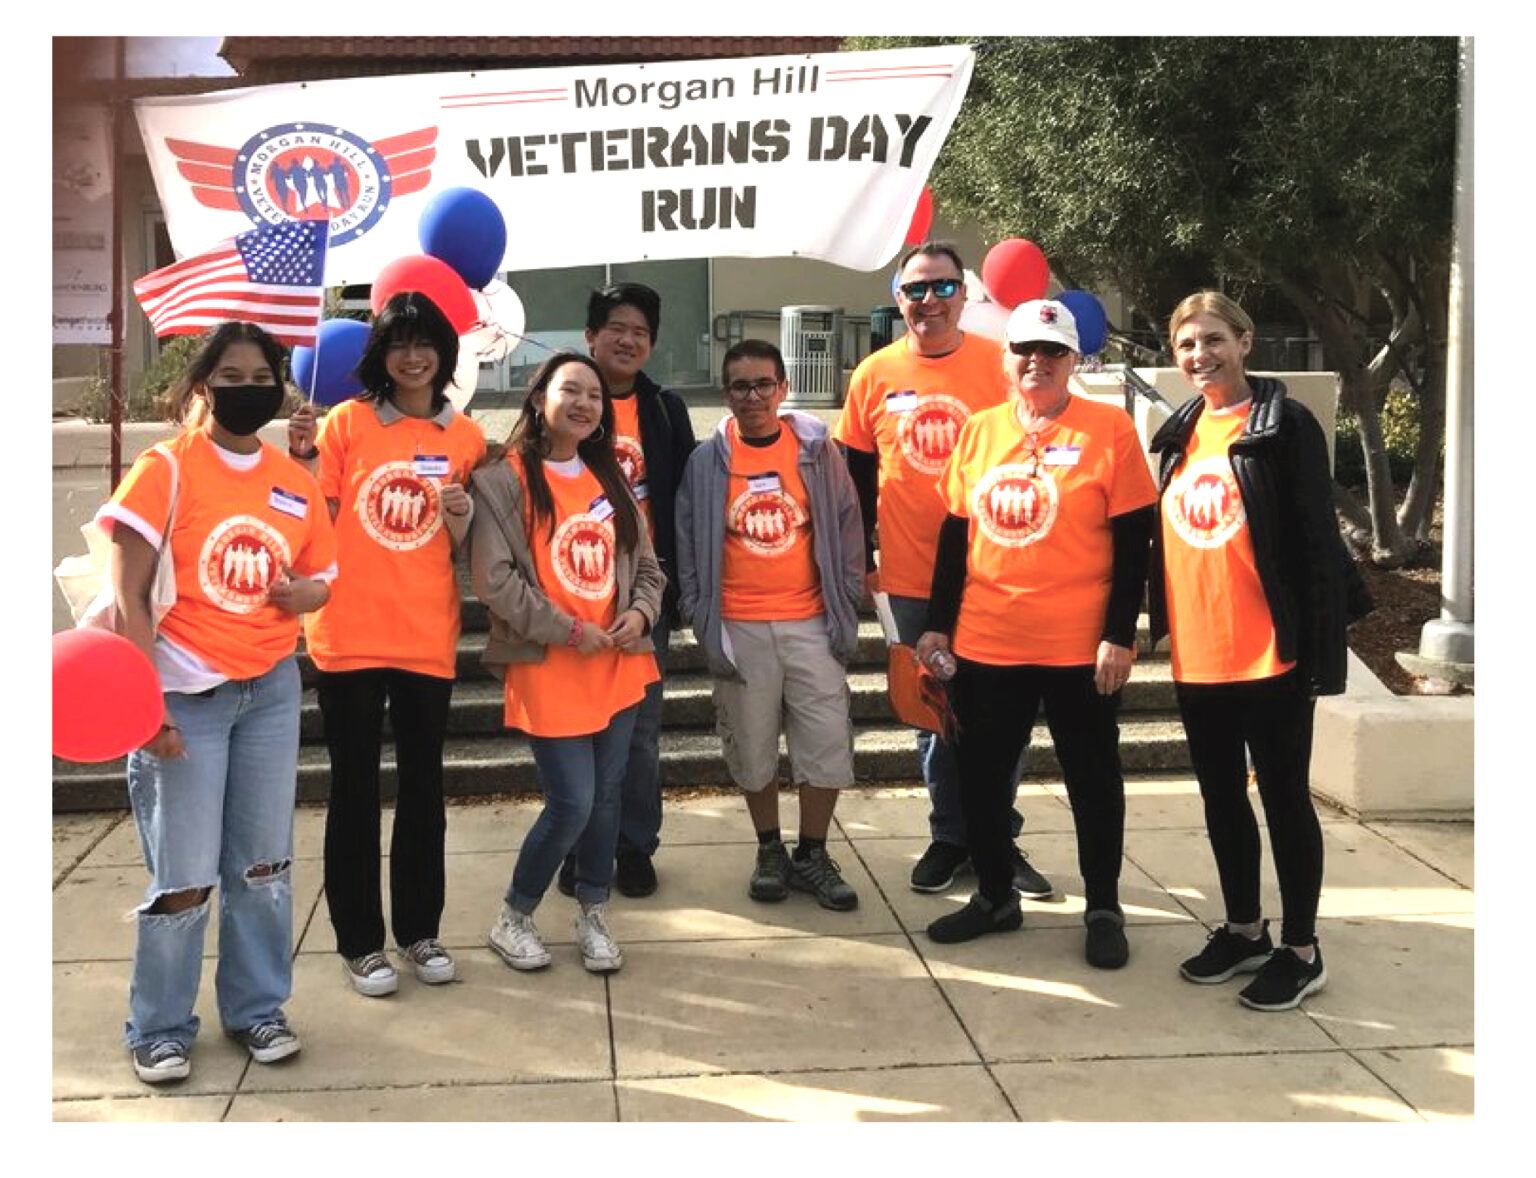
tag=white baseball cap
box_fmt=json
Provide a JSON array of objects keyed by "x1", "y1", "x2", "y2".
[{"x1": 1006, "y1": 299, "x2": 1080, "y2": 353}]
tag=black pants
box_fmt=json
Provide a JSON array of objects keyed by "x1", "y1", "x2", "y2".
[
  {"x1": 1175, "y1": 669, "x2": 1323, "y2": 948},
  {"x1": 316, "y1": 668, "x2": 454, "y2": 958},
  {"x1": 952, "y1": 660, "x2": 1125, "y2": 911}
]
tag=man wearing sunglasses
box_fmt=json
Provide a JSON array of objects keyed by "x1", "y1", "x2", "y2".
[{"x1": 834, "y1": 242, "x2": 1053, "y2": 902}]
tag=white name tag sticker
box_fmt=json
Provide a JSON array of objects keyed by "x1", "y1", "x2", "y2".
[
  {"x1": 885, "y1": 390, "x2": 919, "y2": 413},
  {"x1": 589, "y1": 495, "x2": 615, "y2": 522},
  {"x1": 1043, "y1": 446, "x2": 1082, "y2": 467},
  {"x1": 632, "y1": 478, "x2": 651, "y2": 501},
  {"x1": 269, "y1": 487, "x2": 309, "y2": 518},
  {"x1": 414, "y1": 454, "x2": 451, "y2": 478},
  {"x1": 748, "y1": 473, "x2": 782, "y2": 495}
]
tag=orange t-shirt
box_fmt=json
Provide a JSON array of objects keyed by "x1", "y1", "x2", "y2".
[
  {"x1": 720, "y1": 420, "x2": 824, "y2": 622},
  {"x1": 501, "y1": 455, "x2": 658, "y2": 737},
  {"x1": 608, "y1": 393, "x2": 653, "y2": 536},
  {"x1": 303, "y1": 399, "x2": 487, "y2": 678},
  {"x1": 1161, "y1": 403, "x2": 1294, "y2": 684},
  {"x1": 104, "y1": 428, "x2": 338, "y2": 681},
  {"x1": 937, "y1": 397, "x2": 1158, "y2": 666},
  {"x1": 833, "y1": 332, "x2": 1010, "y2": 597}
]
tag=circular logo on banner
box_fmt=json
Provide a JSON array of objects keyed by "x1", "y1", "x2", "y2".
[
  {"x1": 233, "y1": 123, "x2": 391, "y2": 244},
  {"x1": 552, "y1": 515, "x2": 615, "y2": 601},
  {"x1": 898, "y1": 394, "x2": 970, "y2": 475},
  {"x1": 614, "y1": 433, "x2": 646, "y2": 489},
  {"x1": 357, "y1": 462, "x2": 442, "y2": 551},
  {"x1": 973, "y1": 464, "x2": 1058, "y2": 548},
  {"x1": 1166, "y1": 455, "x2": 1245, "y2": 548},
  {"x1": 728, "y1": 489, "x2": 805, "y2": 556},
  {"x1": 199, "y1": 516, "x2": 292, "y2": 613}
]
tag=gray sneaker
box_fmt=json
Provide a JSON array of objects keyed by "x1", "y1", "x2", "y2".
[
  {"x1": 343, "y1": 950, "x2": 399, "y2": 997},
  {"x1": 488, "y1": 903, "x2": 551, "y2": 971},
  {"x1": 749, "y1": 839, "x2": 793, "y2": 902},
  {"x1": 789, "y1": 845, "x2": 859, "y2": 911},
  {"x1": 131, "y1": 1039, "x2": 190, "y2": 1084},
  {"x1": 229, "y1": 1017, "x2": 300, "y2": 1064},
  {"x1": 399, "y1": 938, "x2": 456, "y2": 985}
]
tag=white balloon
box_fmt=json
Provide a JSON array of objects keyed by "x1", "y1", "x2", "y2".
[
  {"x1": 448, "y1": 335, "x2": 485, "y2": 411},
  {"x1": 959, "y1": 299, "x2": 1011, "y2": 342},
  {"x1": 962, "y1": 268, "x2": 993, "y2": 303},
  {"x1": 470, "y1": 280, "x2": 526, "y2": 362}
]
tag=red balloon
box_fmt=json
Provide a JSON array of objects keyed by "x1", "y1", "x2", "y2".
[
  {"x1": 904, "y1": 187, "x2": 935, "y2": 246},
  {"x1": 981, "y1": 238, "x2": 1050, "y2": 310},
  {"x1": 53, "y1": 629, "x2": 164, "y2": 763},
  {"x1": 369, "y1": 255, "x2": 478, "y2": 334}
]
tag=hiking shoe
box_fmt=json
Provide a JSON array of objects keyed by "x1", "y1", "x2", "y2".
[
  {"x1": 399, "y1": 938, "x2": 456, "y2": 985},
  {"x1": 131, "y1": 1039, "x2": 190, "y2": 1084},
  {"x1": 1084, "y1": 909, "x2": 1129, "y2": 969},
  {"x1": 557, "y1": 854, "x2": 577, "y2": 898},
  {"x1": 488, "y1": 903, "x2": 552, "y2": 971},
  {"x1": 575, "y1": 902, "x2": 625, "y2": 973},
  {"x1": 749, "y1": 839, "x2": 793, "y2": 902},
  {"x1": 342, "y1": 950, "x2": 398, "y2": 997},
  {"x1": 230, "y1": 1017, "x2": 300, "y2": 1064},
  {"x1": 910, "y1": 840, "x2": 970, "y2": 893},
  {"x1": 1179, "y1": 921, "x2": 1275, "y2": 984},
  {"x1": 1011, "y1": 846, "x2": 1054, "y2": 900},
  {"x1": 1238, "y1": 944, "x2": 1327, "y2": 1012},
  {"x1": 927, "y1": 892, "x2": 1023, "y2": 943},
  {"x1": 790, "y1": 845, "x2": 859, "y2": 911},
  {"x1": 615, "y1": 851, "x2": 658, "y2": 898}
]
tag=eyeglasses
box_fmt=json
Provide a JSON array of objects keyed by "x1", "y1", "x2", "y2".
[
  {"x1": 726, "y1": 377, "x2": 782, "y2": 400},
  {"x1": 898, "y1": 278, "x2": 962, "y2": 301},
  {"x1": 1009, "y1": 340, "x2": 1072, "y2": 359}
]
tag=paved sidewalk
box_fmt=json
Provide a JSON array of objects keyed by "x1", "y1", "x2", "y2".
[{"x1": 52, "y1": 778, "x2": 1473, "y2": 1122}]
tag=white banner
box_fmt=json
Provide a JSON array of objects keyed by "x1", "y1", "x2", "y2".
[
  {"x1": 54, "y1": 103, "x2": 114, "y2": 345},
  {"x1": 135, "y1": 45, "x2": 974, "y2": 288}
]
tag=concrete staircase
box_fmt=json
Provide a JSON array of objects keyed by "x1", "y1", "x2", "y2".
[{"x1": 51, "y1": 563, "x2": 1191, "y2": 811}]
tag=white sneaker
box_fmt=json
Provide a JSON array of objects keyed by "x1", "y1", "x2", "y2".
[
  {"x1": 343, "y1": 950, "x2": 399, "y2": 997},
  {"x1": 488, "y1": 903, "x2": 551, "y2": 971},
  {"x1": 399, "y1": 938, "x2": 456, "y2": 985},
  {"x1": 575, "y1": 902, "x2": 624, "y2": 973}
]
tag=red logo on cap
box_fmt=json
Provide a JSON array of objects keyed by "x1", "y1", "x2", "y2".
[{"x1": 1039, "y1": 305, "x2": 1058, "y2": 324}]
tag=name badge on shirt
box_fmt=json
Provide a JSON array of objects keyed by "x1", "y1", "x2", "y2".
[
  {"x1": 748, "y1": 473, "x2": 782, "y2": 495},
  {"x1": 269, "y1": 487, "x2": 309, "y2": 518},
  {"x1": 589, "y1": 494, "x2": 615, "y2": 522},
  {"x1": 414, "y1": 454, "x2": 451, "y2": 478},
  {"x1": 1043, "y1": 445, "x2": 1082, "y2": 467},
  {"x1": 885, "y1": 390, "x2": 919, "y2": 413},
  {"x1": 632, "y1": 478, "x2": 650, "y2": 501}
]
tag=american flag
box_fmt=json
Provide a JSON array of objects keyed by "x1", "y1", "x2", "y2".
[{"x1": 133, "y1": 221, "x2": 329, "y2": 346}]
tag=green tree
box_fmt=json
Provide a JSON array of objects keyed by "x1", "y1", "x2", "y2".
[{"x1": 849, "y1": 35, "x2": 1458, "y2": 565}]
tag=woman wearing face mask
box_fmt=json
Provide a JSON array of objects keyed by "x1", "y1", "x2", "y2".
[
  {"x1": 467, "y1": 353, "x2": 663, "y2": 975},
  {"x1": 292, "y1": 293, "x2": 487, "y2": 1000},
  {"x1": 96, "y1": 321, "x2": 338, "y2": 1086}
]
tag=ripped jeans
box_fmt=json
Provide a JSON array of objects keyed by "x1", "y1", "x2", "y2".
[{"x1": 124, "y1": 656, "x2": 300, "y2": 1050}]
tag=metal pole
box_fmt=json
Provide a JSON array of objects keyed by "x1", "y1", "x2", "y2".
[{"x1": 108, "y1": 35, "x2": 125, "y2": 489}]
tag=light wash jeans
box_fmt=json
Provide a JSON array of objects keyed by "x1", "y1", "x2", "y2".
[
  {"x1": 123, "y1": 656, "x2": 300, "y2": 1050},
  {"x1": 510, "y1": 702, "x2": 641, "y2": 912},
  {"x1": 617, "y1": 617, "x2": 670, "y2": 859},
  {"x1": 886, "y1": 595, "x2": 1023, "y2": 848}
]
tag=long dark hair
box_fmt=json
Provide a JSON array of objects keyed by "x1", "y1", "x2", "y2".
[
  {"x1": 504, "y1": 352, "x2": 640, "y2": 554},
  {"x1": 162, "y1": 321, "x2": 289, "y2": 427},
  {"x1": 355, "y1": 291, "x2": 460, "y2": 409}
]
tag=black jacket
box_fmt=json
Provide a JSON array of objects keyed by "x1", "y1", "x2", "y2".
[
  {"x1": 630, "y1": 370, "x2": 698, "y2": 625},
  {"x1": 1147, "y1": 377, "x2": 1355, "y2": 697}
]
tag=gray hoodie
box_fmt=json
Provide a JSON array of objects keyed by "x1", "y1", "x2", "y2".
[{"x1": 675, "y1": 410, "x2": 865, "y2": 681}]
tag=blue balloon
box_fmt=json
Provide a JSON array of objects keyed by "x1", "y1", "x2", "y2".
[
  {"x1": 417, "y1": 187, "x2": 507, "y2": 290},
  {"x1": 1057, "y1": 290, "x2": 1109, "y2": 355},
  {"x1": 291, "y1": 318, "x2": 370, "y2": 407}
]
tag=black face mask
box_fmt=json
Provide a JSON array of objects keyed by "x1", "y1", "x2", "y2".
[{"x1": 207, "y1": 384, "x2": 284, "y2": 437}]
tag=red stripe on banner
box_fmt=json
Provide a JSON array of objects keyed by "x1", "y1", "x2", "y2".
[
  {"x1": 824, "y1": 71, "x2": 955, "y2": 83},
  {"x1": 190, "y1": 185, "x2": 241, "y2": 212},
  {"x1": 386, "y1": 147, "x2": 437, "y2": 176},
  {"x1": 176, "y1": 160, "x2": 233, "y2": 186},
  {"x1": 165, "y1": 137, "x2": 238, "y2": 166},
  {"x1": 439, "y1": 94, "x2": 570, "y2": 110},
  {"x1": 392, "y1": 172, "x2": 433, "y2": 197},
  {"x1": 373, "y1": 127, "x2": 439, "y2": 155},
  {"x1": 825, "y1": 64, "x2": 956, "y2": 76},
  {"x1": 439, "y1": 86, "x2": 567, "y2": 102}
]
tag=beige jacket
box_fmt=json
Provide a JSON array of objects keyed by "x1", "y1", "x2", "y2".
[{"x1": 467, "y1": 457, "x2": 664, "y2": 679}]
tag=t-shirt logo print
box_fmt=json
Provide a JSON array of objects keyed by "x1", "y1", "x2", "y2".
[
  {"x1": 552, "y1": 515, "x2": 616, "y2": 600},
  {"x1": 897, "y1": 394, "x2": 970, "y2": 475},
  {"x1": 614, "y1": 434, "x2": 646, "y2": 488},
  {"x1": 973, "y1": 465, "x2": 1059, "y2": 548},
  {"x1": 199, "y1": 516, "x2": 292, "y2": 613},
  {"x1": 1167, "y1": 456, "x2": 1245, "y2": 549},
  {"x1": 357, "y1": 461, "x2": 442, "y2": 551},
  {"x1": 728, "y1": 489, "x2": 804, "y2": 556}
]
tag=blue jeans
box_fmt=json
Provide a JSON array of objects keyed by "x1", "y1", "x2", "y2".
[
  {"x1": 617, "y1": 617, "x2": 670, "y2": 859},
  {"x1": 887, "y1": 595, "x2": 1023, "y2": 847},
  {"x1": 123, "y1": 656, "x2": 301, "y2": 1050},
  {"x1": 510, "y1": 702, "x2": 641, "y2": 912}
]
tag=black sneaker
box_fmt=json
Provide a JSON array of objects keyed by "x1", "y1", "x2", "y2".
[
  {"x1": 1011, "y1": 846, "x2": 1053, "y2": 900},
  {"x1": 749, "y1": 839, "x2": 793, "y2": 902},
  {"x1": 131, "y1": 1039, "x2": 190, "y2": 1085},
  {"x1": 1084, "y1": 909, "x2": 1129, "y2": 969},
  {"x1": 910, "y1": 841, "x2": 970, "y2": 893},
  {"x1": 926, "y1": 892, "x2": 1023, "y2": 943},
  {"x1": 556, "y1": 854, "x2": 577, "y2": 898},
  {"x1": 1179, "y1": 921, "x2": 1275, "y2": 984},
  {"x1": 1238, "y1": 944, "x2": 1327, "y2": 1012},
  {"x1": 229, "y1": 1017, "x2": 301, "y2": 1064},
  {"x1": 789, "y1": 845, "x2": 859, "y2": 911},
  {"x1": 615, "y1": 851, "x2": 658, "y2": 898}
]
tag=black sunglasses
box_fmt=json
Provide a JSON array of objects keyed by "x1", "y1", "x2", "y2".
[
  {"x1": 1009, "y1": 340, "x2": 1072, "y2": 359},
  {"x1": 898, "y1": 278, "x2": 962, "y2": 301}
]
